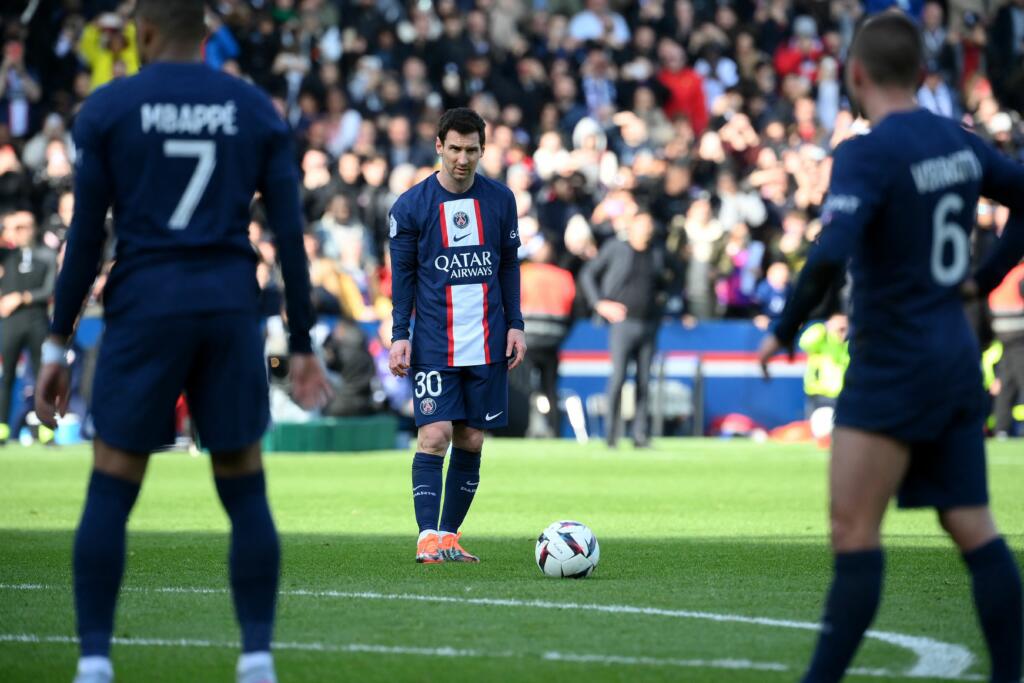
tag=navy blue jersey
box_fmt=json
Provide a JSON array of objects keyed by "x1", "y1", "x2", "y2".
[
  {"x1": 775, "y1": 109, "x2": 1024, "y2": 408},
  {"x1": 389, "y1": 172, "x2": 523, "y2": 367},
  {"x1": 53, "y1": 62, "x2": 312, "y2": 352}
]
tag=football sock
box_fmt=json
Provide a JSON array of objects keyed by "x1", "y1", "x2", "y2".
[
  {"x1": 802, "y1": 549, "x2": 884, "y2": 683},
  {"x1": 215, "y1": 471, "x2": 279, "y2": 653},
  {"x1": 412, "y1": 452, "x2": 443, "y2": 533},
  {"x1": 439, "y1": 447, "x2": 481, "y2": 533},
  {"x1": 73, "y1": 470, "x2": 141, "y2": 657},
  {"x1": 963, "y1": 537, "x2": 1022, "y2": 683}
]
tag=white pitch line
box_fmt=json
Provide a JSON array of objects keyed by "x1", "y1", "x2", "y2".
[{"x1": 0, "y1": 583, "x2": 976, "y2": 679}]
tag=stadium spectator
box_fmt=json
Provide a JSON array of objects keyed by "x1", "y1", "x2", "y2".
[
  {"x1": 0, "y1": 37, "x2": 41, "y2": 140},
  {"x1": 521, "y1": 239, "x2": 577, "y2": 437},
  {"x1": 797, "y1": 314, "x2": 849, "y2": 418},
  {"x1": 989, "y1": 262, "x2": 1024, "y2": 437},
  {"x1": 77, "y1": 13, "x2": 139, "y2": 92},
  {"x1": 0, "y1": 210, "x2": 55, "y2": 443}
]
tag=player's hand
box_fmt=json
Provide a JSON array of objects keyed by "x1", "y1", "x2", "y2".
[
  {"x1": 756, "y1": 334, "x2": 791, "y2": 380},
  {"x1": 506, "y1": 328, "x2": 527, "y2": 370},
  {"x1": 35, "y1": 363, "x2": 71, "y2": 430},
  {"x1": 288, "y1": 353, "x2": 333, "y2": 410},
  {"x1": 389, "y1": 339, "x2": 411, "y2": 377},
  {"x1": 595, "y1": 299, "x2": 627, "y2": 324}
]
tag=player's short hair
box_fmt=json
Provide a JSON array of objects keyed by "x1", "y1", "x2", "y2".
[
  {"x1": 136, "y1": 0, "x2": 207, "y2": 45},
  {"x1": 437, "y1": 108, "x2": 486, "y2": 147},
  {"x1": 849, "y1": 12, "x2": 924, "y2": 89}
]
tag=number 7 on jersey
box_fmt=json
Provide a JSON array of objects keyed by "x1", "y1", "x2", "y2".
[{"x1": 163, "y1": 139, "x2": 216, "y2": 230}]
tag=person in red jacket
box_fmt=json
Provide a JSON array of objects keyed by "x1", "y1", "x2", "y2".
[
  {"x1": 656, "y1": 38, "x2": 708, "y2": 135},
  {"x1": 773, "y1": 15, "x2": 824, "y2": 83}
]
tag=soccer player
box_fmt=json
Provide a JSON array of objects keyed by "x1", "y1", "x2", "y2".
[
  {"x1": 388, "y1": 108, "x2": 525, "y2": 564},
  {"x1": 33, "y1": 2, "x2": 331, "y2": 682},
  {"x1": 758, "y1": 13, "x2": 1024, "y2": 683}
]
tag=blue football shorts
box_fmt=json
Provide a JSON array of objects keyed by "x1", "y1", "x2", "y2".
[
  {"x1": 836, "y1": 380, "x2": 989, "y2": 510},
  {"x1": 91, "y1": 311, "x2": 269, "y2": 454},
  {"x1": 411, "y1": 361, "x2": 508, "y2": 429}
]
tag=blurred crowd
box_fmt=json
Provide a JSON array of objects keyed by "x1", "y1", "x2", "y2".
[{"x1": 0, "y1": 0, "x2": 1022, "y2": 428}]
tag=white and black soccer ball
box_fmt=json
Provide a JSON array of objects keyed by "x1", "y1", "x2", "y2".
[{"x1": 535, "y1": 520, "x2": 600, "y2": 579}]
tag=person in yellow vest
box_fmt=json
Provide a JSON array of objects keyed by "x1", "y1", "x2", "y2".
[
  {"x1": 78, "y1": 13, "x2": 140, "y2": 92},
  {"x1": 798, "y1": 314, "x2": 850, "y2": 418},
  {"x1": 984, "y1": 340, "x2": 1024, "y2": 436},
  {"x1": 988, "y1": 261, "x2": 1024, "y2": 437}
]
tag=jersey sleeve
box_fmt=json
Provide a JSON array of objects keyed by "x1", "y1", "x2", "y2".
[
  {"x1": 968, "y1": 134, "x2": 1024, "y2": 296},
  {"x1": 498, "y1": 189, "x2": 524, "y2": 331},
  {"x1": 50, "y1": 97, "x2": 113, "y2": 338},
  {"x1": 256, "y1": 96, "x2": 314, "y2": 354},
  {"x1": 773, "y1": 137, "x2": 886, "y2": 346},
  {"x1": 388, "y1": 197, "x2": 419, "y2": 342}
]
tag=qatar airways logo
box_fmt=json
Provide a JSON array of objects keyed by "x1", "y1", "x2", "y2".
[{"x1": 434, "y1": 250, "x2": 493, "y2": 280}]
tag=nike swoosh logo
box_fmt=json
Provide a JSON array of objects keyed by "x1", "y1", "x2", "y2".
[
  {"x1": 485, "y1": 412, "x2": 503, "y2": 421},
  {"x1": 412, "y1": 485, "x2": 429, "y2": 491},
  {"x1": 465, "y1": 481, "x2": 479, "y2": 486},
  {"x1": 453, "y1": 232, "x2": 470, "y2": 242}
]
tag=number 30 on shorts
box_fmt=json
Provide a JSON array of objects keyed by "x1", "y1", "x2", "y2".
[{"x1": 414, "y1": 371, "x2": 442, "y2": 398}]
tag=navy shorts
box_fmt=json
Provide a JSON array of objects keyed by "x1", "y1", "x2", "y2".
[
  {"x1": 836, "y1": 384, "x2": 989, "y2": 510},
  {"x1": 91, "y1": 311, "x2": 269, "y2": 454},
  {"x1": 411, "y1": 362, "x2": 508, "y2": 429}
]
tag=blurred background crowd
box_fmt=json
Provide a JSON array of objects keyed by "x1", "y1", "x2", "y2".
[{"x1": 0, "y1": 0, "x2": 1021, "y2": 437}]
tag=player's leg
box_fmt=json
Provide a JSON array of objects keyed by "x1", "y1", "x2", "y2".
[
  {"x1": 438, "y1": 423, "x2": 484, "y2": 562},
  {"x1": 186, "y1": 311, "x2": 280, "y2": 682},
  {"x1": 632, "y1": 326, "x2": 656, "y2": 447},
  {"x1": 410, "y1": 365, "x2": 463, "y2": 562},
  {"x1": 73, "y1": 439, "x2": 149, "y2": 683},
  {"x1": 210, "y1": 443, "x2": 280, "y2": 683},
  {"x1": 413, "y1": 420, "x2": 452, "y2": 563},
  {"x1": 803, "y1": 427, "x2": 910, "y2": 683},
  {"x1": 75, "y1": 317, "x2": 191, "y2": 683},
  {"x1": 934, "y1": 407, "x2": 1022, "y2": 683}
]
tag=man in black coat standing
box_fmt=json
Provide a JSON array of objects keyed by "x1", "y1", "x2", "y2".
[{"x1": 580, "y1": 212, "x2": 675, "y2": 448}]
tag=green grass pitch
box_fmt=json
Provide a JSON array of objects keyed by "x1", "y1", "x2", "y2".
[{"x1": 1, "y1": 439, "x2": 1022, "y2": 682}]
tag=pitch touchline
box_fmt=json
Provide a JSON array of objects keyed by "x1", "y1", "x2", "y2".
[
  {"x1": 0, "y1": 583, "x2": 976, "y2": 679},
  {"x1": 0, "y1": 634, "x2": 983, "y2": 680}
]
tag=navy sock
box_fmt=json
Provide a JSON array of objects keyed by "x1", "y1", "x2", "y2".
[
  {"x1": 215, "y1": 471, "x2": 279, "y2": 653},
  {"x1": 73, "y1": 470, "x2": 141, "y2": 657},
  {"x1": 412, "y1": 452, "x2": 443, "y2": 532},
  {"x1": 803, "y1": 549, "x2": 884, "y2": 683},
  {"x1": 439, "y1": 447, "x2": 481, "y2": 533},
  {"x1": 964, "y1": 537, "x2": 1023, "y2": 683}
]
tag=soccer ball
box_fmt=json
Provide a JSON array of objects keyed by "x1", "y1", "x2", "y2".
[{"x1": 535, "y1": 520, "x2": 600, "y2": 578}]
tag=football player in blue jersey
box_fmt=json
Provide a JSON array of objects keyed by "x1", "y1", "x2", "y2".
[
  {"x1": 388, "y1": 108, "x2": 525, "y2": 564},
  {"x1": 34, "y1": 2, "x2": 330, "y2": 682},
  {"x1": 758, "y1": 13, "x2": 1024, "y2": 683}
]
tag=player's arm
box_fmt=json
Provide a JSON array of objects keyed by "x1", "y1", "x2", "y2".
[
  {"x1": 765, "y1": 140, "x2": 882, "y2": 363},
  {"x1": 968, "y1": 137, "x2": 1024, "y2": 296},
  {"x1": 258, "y1": 103, "x2": 331, "y2": 409},
  {"x1": 499, "y1": 195, "x2": 525, "y2": 368},
  {"x1": 37, "y1": 104, "x2": 111, "y2": 428},
  {"x1": 50, "y1": 106, "x2": 113, "y2": 344},
  {"x1": 388, "y1": 203, "x2": 418, "y2": 376}
]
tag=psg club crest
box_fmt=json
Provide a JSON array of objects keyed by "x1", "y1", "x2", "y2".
[
  {"x1": 420, "y1": 398, "x2": 437, "y2": 415},
  {"x1": 452, "y1": 211, "x2": 470, "y2": 229}
]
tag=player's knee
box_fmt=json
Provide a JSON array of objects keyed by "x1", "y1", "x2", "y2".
[
  {"x1": 939, "y1": 507, "x2": 999, "y2": 552},
  {"x1": 829, "y1": 508, "x2": 879, "y2": 552},
  {"x1": 452, "y1": 426, "x2": 484, "y2": 453},
  {"x1": 210, "y1": 441, "x2": 263, "y2": 478},
  {"x1": 417, "y1": 423, "x2": 452, "y2": 455}
]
